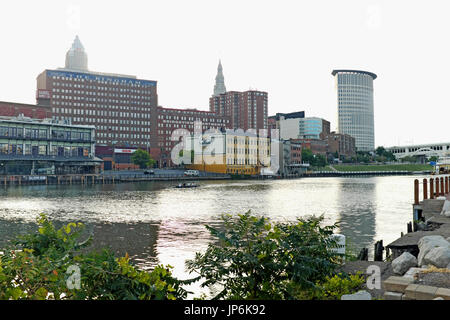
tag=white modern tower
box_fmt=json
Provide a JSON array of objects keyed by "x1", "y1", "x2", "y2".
[
  {"x1": 213, "y1": 60, "x2": 226, "y2": 96},
  {"x1": 332, "y1": 69, "x2": 377, "y2": 152},
  {"x1": 65, "y1": 35, "x2": 88, "y2": 71}
]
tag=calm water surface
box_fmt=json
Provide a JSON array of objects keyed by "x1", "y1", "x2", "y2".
[{"x1": 0, "y1": 175, "x2": 424, "y2": 297}]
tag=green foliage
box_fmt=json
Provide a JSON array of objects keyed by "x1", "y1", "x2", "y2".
[
  {"x1": 0, "y1": 214, "x2": 188, "y2": 300},
  {"x1": 302, "y1": 148, "x2": 327, "y2": 168},
  {"x1": 131, "y1": 149, "x2": 155, "y2": 169},
  {"x1": 186, "y1": 211, "x2": 343, "y2": 300},
  {"x1": 297, "y1": 272, "x2": 365, "y2": 300}
]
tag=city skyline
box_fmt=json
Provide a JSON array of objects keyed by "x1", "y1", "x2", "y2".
[{"x1": 1, "y1": 0, "x2": 450, "y2": 148}]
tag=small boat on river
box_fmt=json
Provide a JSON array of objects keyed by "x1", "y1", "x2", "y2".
[{"x1": 174, "y1": 182, "x2": 199, "y2": 188}]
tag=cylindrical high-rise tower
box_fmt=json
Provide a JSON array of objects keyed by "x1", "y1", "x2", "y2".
[{"x1": 332, "y1": 69, "x2": 377, "y2": 152}]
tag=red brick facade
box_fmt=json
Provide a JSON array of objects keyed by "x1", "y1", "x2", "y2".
[{"x1": 0, "y1": 101, "x2": 52, "y2": 119}]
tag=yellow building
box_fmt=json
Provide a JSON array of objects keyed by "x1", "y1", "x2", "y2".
[{"x1": 186, "y1": 129, "x2": 271, "y2": 175}]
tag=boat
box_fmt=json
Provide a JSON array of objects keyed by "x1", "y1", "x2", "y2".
[{"x1": 174, "y1": 182, "x2": 199, "y2": 188}]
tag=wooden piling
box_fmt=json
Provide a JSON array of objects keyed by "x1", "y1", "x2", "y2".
[
  {"x1": 435, "y1": 178, "x2": 440, "y2": 198},
  {"x1": 430, "y1": 178, "x2": 434, "y2": 199},
  {"x1": 423, "y1": 178, "x2": 428, "y2": 200},
  {"x1": 446, "y1": 176, "x2": 449, "y2": 194},
  {"x1": 414, "y1": 179, "x2": 419, "y2": 205},
  {"x1": 440, "y1": 177, "x2": 444, "y2": 196}
]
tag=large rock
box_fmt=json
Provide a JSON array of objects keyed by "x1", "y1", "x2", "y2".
[
  {"x1": 423, "y1": 247, "x2": 450, "y2": 268},
  {"x1": 441, "y1": 200, "x2": 450, "y2": 217},
  {"x1": 418, "y1": 236, "x2": 450, "y2": 266},
  {"x1": 341, "y1": 290, "x2": 372, "y2": 300},
  {"x1": 392, "y1": 252, "x2": 418, "y2": 275}
]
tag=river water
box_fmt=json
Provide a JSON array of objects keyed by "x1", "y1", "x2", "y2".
[{"x1": 0, "y1": 175, "x2": 425, "y2": 297}]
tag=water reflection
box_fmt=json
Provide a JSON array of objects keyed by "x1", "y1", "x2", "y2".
[
  {"x1": 0, "y1": 176, "x2": 422, "y2": 296},
  {"x1": 335, "y1": 178, "x2": 377, "y2": 255}
]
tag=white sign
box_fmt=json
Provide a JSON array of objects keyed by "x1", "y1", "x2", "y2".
[{"x1": 114, "y1": 148, "x2": 137, "y2": 154}]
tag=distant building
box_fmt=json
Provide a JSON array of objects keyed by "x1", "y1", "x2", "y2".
[
  {"x1": 186, "y1": 129, "x2": 271, "y2": 175},
  {"x1": 0, "y1": 101, "x2": 52, "y2": 120},
  {"x1": 156, "y1": 106, "x2": 231, "y2": 167},
  {"x1": 0, "y1": 115, "x2": 100, "y2": 175},
  {"x1": 324, "y1": 131, "x2": 356, "y2": 159},
  {"x1": 277, "y1": 115, "x2": 330, "y2": 141},
  {"x1": 213, "y1": 60, "x2": 226, "y2": 96},
  {"x1": 210, "y1": 90, "x2": 268, "y2": 131},
  {"x1": 278, "y1": 139, "x2": 308, "y2": 176},
  {"x1": 332, "y1": 69, "x2": 377, "y2": 152},
  {"x1": 36, "y1": 36, "x2": 158, "y2": 158}
]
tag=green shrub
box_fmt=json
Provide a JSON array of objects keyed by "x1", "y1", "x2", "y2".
[
  {"x1": 186, "y1": 211, "x2": 343, "y2": 300},
  {"x1": 0, "y1": 214, "x2": 188, "y2": 300}
]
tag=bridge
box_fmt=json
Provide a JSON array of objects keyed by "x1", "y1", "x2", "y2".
[{"x1": 386, "y1": 142, "x2": 450, "y2": 159}]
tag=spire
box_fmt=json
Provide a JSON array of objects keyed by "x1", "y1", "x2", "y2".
[
  {"x1": 65, "y1": 35, "x2": 88, "y2": 71},
  {"x1": 213, "y1": 60, "x2": 226, "y2": 96}
]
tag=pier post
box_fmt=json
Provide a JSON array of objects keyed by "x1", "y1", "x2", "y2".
[
  {"x1": 440, "y1": 177, "x2": 444, "y2": 196},
  {"x1": 435, "y1": 178, "x2": 440, "y2": 198},
  {"x1": 423, "y1": 178, "x2": 428, "y2": 200},
  {"x1": 430, "y1": 178, "x2": 434, "y2": 199},
  {"x1": 414, "y1": 179, "x2": 419, "y2": 205},
  {"x1": 446, "y1": 176, "x2": 449, "y2": 194}
]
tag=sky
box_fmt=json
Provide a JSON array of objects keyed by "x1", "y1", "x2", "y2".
[{"x1": 0, "y1": 0, "x2": 449, "y2": 147}]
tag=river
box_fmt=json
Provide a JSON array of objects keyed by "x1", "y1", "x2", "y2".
[{"x1": 0, "y1": 175, "x2": 424, "y2": 297}]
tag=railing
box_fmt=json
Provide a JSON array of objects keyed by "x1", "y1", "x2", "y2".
[{"x1": 413, "y1": 176, "x2": 450, "y2": 204}]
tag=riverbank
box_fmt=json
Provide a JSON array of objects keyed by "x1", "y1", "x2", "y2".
[{"x1": 329, "y1": 163, "x2": 433, "y2": 172}]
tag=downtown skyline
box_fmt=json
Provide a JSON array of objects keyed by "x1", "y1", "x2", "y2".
[{"x1": 0, "y1": 0, "x2": 450, "y2": 148}]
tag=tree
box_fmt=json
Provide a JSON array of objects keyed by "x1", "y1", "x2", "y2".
[
  {"x1": 0, "y1": 214, "x2": 188, "y2": 300},
  {"x1": 186, "y1": 211, "x2": 343, "y2": 300},
  {"x1": 131, "y1": 149, "x2": 155, "y2": 169},
  {"x1": 429, "y1": 156, "x2": 439, "y2": 163}
]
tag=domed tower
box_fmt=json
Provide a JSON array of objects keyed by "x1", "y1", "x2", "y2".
[{"x1": 65, "y1": 35, "x2": 88, "y2": 71}]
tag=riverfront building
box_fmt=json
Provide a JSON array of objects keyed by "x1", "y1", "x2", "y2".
[
  {"x1": 0, "y1": 115, "x2": 100, "y2": 175},
  {"x1": 332, "y1": 69, "x2": 377, "y2": 152},
  {"x1": 36, "y1": 36, "x2": 158, "y2": 155},
  {"x1": 156, "y1": 106, "x2": 231, "y2": 167},
  {"x1": 186, "y1": 129, "x2": 271, "y2": 175}
]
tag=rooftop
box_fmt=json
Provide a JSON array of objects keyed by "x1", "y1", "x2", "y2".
[{"x1": 331, "y1": 69, "x2": 377, "y2": 80}]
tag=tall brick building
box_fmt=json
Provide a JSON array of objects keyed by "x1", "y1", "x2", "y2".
[
  {"x1": 0, "y1": 101, "x2": 51, "y2": 120},
  {"x1": 210, "y1": 61, "x2": 268, "y2": 131},
  {"x1": 156, "y1": 107, "x2": 231, "y2": 167},
  {"x1": 36, "y1": 36, "x2": 158, "y2": 157}
]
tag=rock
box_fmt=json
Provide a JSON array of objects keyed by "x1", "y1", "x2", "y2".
[
  {"x1": 392, "y1": 252, "x2": 418, "y2": 275},
  {"x1": 441, "y1": 200, "x2": 450, "y2": 216},
  {"x1": 341, "y1": 290, "x2": 372, "y2": 300},
  {"x1": 418, "y1": 236, "x2": 449, "y2": 266},
  {"x1": 403, "y1": 267, "x2": 426, "y2": 280},
  {"x1": 423, "y1": 247, "x2": 450, "y2": 268}
]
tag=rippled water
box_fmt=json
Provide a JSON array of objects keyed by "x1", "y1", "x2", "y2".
[{"x1": 0, "y1": 175, "x2": 424, "y2": 297}]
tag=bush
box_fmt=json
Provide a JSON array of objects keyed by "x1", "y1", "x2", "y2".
[
  {"x1": 186, "y1": 211, "x2": 343, "y2": 300},
  {"x1": 0, "y1": 214, "x2": 188, "y2": 300},
  {"x1": 298, "y1": 273, "x2": 365, "y2": 300}
]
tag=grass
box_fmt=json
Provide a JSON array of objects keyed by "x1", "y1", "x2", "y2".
[{"x1": 330, "y1": 164, "x2": 433, "y2": 172}]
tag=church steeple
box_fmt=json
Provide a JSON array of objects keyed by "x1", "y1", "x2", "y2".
[{"x1": 213, "y1": 60, "x2": 226, "y2": 96}]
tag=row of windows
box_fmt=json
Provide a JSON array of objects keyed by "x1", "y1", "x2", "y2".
[
  {"x1": 0, "y1": 143, "x2": 91, "y2": 157},
  {"x1": 0, "y1": 126, "x2": 91, "y2": 141}
]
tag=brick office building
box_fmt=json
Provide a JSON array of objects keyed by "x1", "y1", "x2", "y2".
[
  {"x1": 209, "y1": 90, "x2": 268, "y2": 131},
  {"x1": 36, "y1": 36, "x2": 159, "y2": 163},
  {"x1": 156, "y1": 107, "x2": 231, "y2": 167},
  {"x1": 0, "y1": 101, "x2": 52, "y2": 120},
  {"x1": 210, "y1": 61, "x2": 268, "y2": 131},
  {"x1": 325, "y1": 131, "x2": 356, "y2": 159}
]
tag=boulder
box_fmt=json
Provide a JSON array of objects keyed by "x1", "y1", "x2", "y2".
[
  {"x1": 392, "y1": 252, "x2": 418, "y2": 275},
  {"x1": 403, "y1": 267, "x2": 426, "y2": 280},
  {"x1": 341, "y1": 290, "x2": 372, "y2": 300},
  {"x1": 441, "y1": 200, "x2": 450, "y2": 216},
  {"x1": 422, "y1": 247, "x2": 450, "y2": 268},
  {"x1": 418, "y1": 236, "x2": 449, "y2": 266}
]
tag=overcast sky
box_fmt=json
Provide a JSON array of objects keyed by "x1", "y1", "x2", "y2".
[{"x1": 0, "y1": 0, "x2": 449, "y2": 147}]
